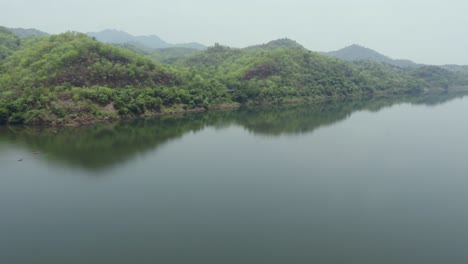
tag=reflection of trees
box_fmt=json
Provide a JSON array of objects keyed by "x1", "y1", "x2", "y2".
[
  {"x1": 0, "y1": 92, "x2": 466, "y2": 171},
  {"x1": 234, "y1": 92, "x2": 468, "y2": 135},
  {"x1": 0, "y1": 117, "x2": 211, "y2": 171}
]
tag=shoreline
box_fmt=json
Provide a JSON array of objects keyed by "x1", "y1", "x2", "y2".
[{"x1": 5, "y1": 87, "x2": 468, "y2": 128}]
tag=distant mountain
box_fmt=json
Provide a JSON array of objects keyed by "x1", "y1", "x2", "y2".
[
  {"x1": 87, "y1": 29, "x2": 206, "y2": 50},
  {"x1": 8, "y1": 27, "x2": 49, "y2": 38},
  {"x1": 323, "y1": 44, "x2": 420, "y2": 68},
  {"x1": 114, "y1": 42, "x2": 202, "y2": 64},
  {"x1": 88, "y1": 29, "x2": 168, "y2": 48},
  {"x1": 324, "y1": 44, "x2": 468, "y2": 73}
]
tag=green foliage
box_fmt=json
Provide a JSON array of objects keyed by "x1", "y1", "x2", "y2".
[
  {"x1": 409, "y1": 66, "x2": 467, "y2": 88},
  {"x1": 8, "y1": 112, "x2": 25, "y2": 124},
  {"x1": 0, "y1": 26, "x2": 21, "y2": 59},
  {"x1": 354, "y1": 61, "x2": 423, "y2": 93},
  {"x1": 0, "y1": 107, "x2": 9, "y2": 124},
  {"x1": 180, "y1": 44, "x2": 432, "y2": 103}
]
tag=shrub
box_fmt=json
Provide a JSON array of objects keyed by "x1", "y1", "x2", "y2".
[{"x1": 8, "y1": 112, "x2": 25, "y2": 124}]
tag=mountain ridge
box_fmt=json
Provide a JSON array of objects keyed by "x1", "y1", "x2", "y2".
[
  {"x1": 8, "y1": 27, "x2": 49, "y2": 38},
  {"x1": 244, "y1": 38, "x2": 305, "y2": 51},
  {"x1": 87, "y1": 29, "x2": 206, "y2": 50}
]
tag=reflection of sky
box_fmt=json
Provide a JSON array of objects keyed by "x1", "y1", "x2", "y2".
[
  {"x1": 0, "y1": 143, "x2": 28, "y2": 161},
  {"x1": 3, "y1": 93, "x2": 468, "y2": 263}
]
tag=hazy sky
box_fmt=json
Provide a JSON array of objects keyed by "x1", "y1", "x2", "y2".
[{"x1": 1, "y1": 0, "x2": 467, "y2": 64}]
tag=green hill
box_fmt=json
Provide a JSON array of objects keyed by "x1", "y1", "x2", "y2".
[
  {"x1": 181, "y1": 42, "x2": 426, "y2": 103},
  {"x1": 1, "y1": 34, "x2": 467, "y2": 126},
  {"x1": 0, "y1": 32, "x2": 177, "y2": 89},
  {"x1": 0, "y1": 32, "x2": 197, "y2": 125}
]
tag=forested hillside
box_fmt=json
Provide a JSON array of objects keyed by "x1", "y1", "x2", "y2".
[
  {"x1": 1, "y1": 32, "x2": 178, "y2": 89},
  {"x1": 0, "y1": 32, "x2": 229, "y2": 125},
  {"x1": 181, "y1": 43, "x2": 431, "y2": 103},
  {"x1": 441, "y1": 64, "x2": 468, "y2": 74},
  {"x1": 1, "y1": 29, "x2": 467, "y2": 126},
  {"x1": 0, "y1": 26, "x2": 20, "y2": 59}
]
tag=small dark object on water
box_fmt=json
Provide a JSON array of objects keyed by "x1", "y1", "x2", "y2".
[{"x1": 17, "y1": 158, "x2": 23, "y2": 162}]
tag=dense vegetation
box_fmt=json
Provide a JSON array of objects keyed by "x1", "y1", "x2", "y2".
[
  {"x1": 1, "y1": 33, "x2": 178, "y2": 89},
  {"x1": 441, "y1": 64, "x2": 468, "y2": 74},
  {"x1": 0, "y1": 32, "x2": 232, "y2": 125},
  {"x1": 180, "y1": 39, "x2": 468, "y2": 103},
  {"x1": 0, "y1": 26, "x2": 20, "y2": 59},
  {"x1": 1, "y1": 28, "x2": 468, "y2": 126}
]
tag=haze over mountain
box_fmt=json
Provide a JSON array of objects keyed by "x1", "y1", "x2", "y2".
[
  {"x1": 323, "y1": 44, "x2": 420, "y2": 68},
  {"x1": 322, "y1": 44, "x2": 468, "y2": 74},
  {"x1": 8, "y1": 27, "x2": 49, "y2": 38},
  {"x1": 4, "y1": 24, "x2": 468, "y2": 71},
  {"x1": 5, "y1": 26, "x2": 468, "y2": 73},
  {"x1": 114, "y1": 42, "x2": 202, "y2": 64},
  {"x1": 87, "y1": 29, "x2": 206, "y2": 50},
  {"x1": 4, "y1": 0, "x2": 468, "y2": 64}
]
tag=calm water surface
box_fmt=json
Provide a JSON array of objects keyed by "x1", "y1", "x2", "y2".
[{"x1": 2, "y1": 93, "x2": 468, "y2": 264}]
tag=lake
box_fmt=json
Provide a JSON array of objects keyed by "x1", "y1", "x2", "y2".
[{"x1": 2, "y1": 92, "x2": 468, "y2": 264}]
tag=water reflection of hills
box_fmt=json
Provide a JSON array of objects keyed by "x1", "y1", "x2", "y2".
[{"x1": 1, "y1": 92, "x2": 466, "y2": 171}]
